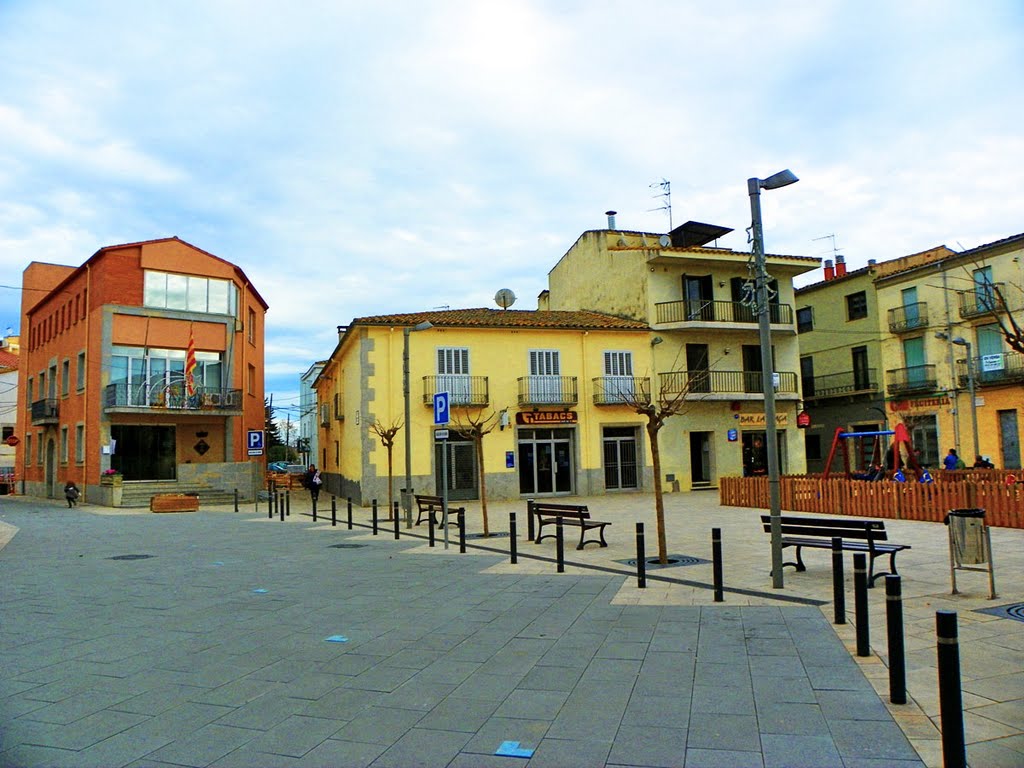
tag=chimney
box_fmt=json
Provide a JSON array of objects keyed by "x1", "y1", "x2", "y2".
[
  {"x1": 835, "y1": 254, "x2": 847, "y2": 277},
  {"x1": 867, "y1": 258, "x2": 877, "y2": 267},
  {"x1": 605, "y1": 210, "x2": 617, "y2": 230},
  {"x1": 824, "y1": 259, "x2": 835, "y2": 281}
]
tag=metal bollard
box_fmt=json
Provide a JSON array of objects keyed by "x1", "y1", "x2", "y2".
[
  {"x1": 271, "y1": 488, "x2": 277, "y2": 517},
  {"x1": 428, "y1": 507, "x2": 436, "y2": 547},
  {"x1": 509, "y1": 512, "x2": 518, "y2": 564},
  {"x1": 346, "y1": 497, "x2": 352, "y2": 530},
  {"x1": 234, "y1": 488, "x2": 239, "y2": 513},
  {"x1": 886, "y1": 575, "x2": 907, "y2": 705},
  {"x1": 712, "y1": 527, "x2": 724, "y2": 602},
  {"x1": 279, "y1": 491, "x2": 285, "y2": 522},
  {"x1": 458, "y1": 509, "x2": 466, "y2": 553},
  {"x1": 527, "y1": 498, "x2": 535, "y2": 542},
  {"x1": 936, "y1": 610, "x2": 966, "y2": 768},
  {"x1": 853, "y1": 553, "x2": 870, "y2": 657},
  {"x1": 393, "y1": 501, "x2": 400, "y2": 540},
  {"x1": 312, "y1": 495, "x2": 317, "y2": 522},
  {"x1": 372, "y1": 499, "x2": 378, "y2": 535},
  {"x1": 285, "y1": 489, "x2": 290, "y2": 517},
  {"x1": 832, "y1": 537, "x2": 846, "y2": 624},
  {"x1": 331, "y1": 496, "x2": 336, "y2": 526},
  {"x1": 556, "y1": 516, "x2": 565, "y2": 573},
  {"x1": 266, "y1": 493, "x2": 272, "y2": 519},
  {"x1": 636, "y1": 522, "x2": 646, "y2": 588}
]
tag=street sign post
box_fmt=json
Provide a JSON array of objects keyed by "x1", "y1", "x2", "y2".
[
  {"x1": 433, "y1": 392, "x2": 450, "y2": 548},
  {"x1": 247, "y1": 429, "x2": 265, "y2": 456}
]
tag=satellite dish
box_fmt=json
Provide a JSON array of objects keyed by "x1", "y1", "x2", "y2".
[
  {"x1": 494, "y1": 288, "x2": 517, "y2": 310},
  {"x1": 659, "y1": 234, "x2": 671, "y2": 248}
]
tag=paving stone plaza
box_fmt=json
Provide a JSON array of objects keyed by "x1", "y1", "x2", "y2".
[{"x1": 1, "y1": 491, "x2": 1021, "y2": 767}]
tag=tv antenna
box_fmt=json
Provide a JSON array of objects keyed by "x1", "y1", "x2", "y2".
[
  {"x1": 813, "y1": 233, "x2": 841, "y2": 259},
  {"x1": 648, "y1": 179, "x2": 672, "y2": 231}
]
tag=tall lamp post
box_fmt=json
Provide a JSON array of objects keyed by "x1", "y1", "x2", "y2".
[
  {"x1": 749, "y1": 169, "x2": 799, "y2": 589},
  {"x1": 936, "y1": 332, "x2": 980, "y2": 463},
  {"x1": 403, "y1": 321, "x2": 433, "y2": 527}
]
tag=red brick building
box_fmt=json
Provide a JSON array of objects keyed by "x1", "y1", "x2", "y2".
[{"x1": 16, "y1": 238, "x2": 268, "y2": 505}]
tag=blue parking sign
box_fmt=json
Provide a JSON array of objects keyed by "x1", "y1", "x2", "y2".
[{"x1": 433, "y1": 392, "x2": 450, "y2": 425}]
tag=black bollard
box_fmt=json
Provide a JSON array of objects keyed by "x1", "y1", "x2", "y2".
[
  {"x1": 266, "y1": 492, "x2": 272, "y2": 519},
  {"x1": 346, "y1": 497, "x2": 352, "y2": 530},
  {"x1": 372, "y1": 499, "x2": 378, "y2": 535},
  {"x1": 555, "y1": 516, "x2": 565, "y2": 573},
  {"x1": 636, "y1": 522, "x2": 646, "y2": 588},
  {"x1": 428, "y1": 507, "x2": 436, "y2": 547},
  {"x1": 393, "y1": 501, "x2": 400, "y2": 540},
  {"x1": 285, "y1": 489, "x2": 290, "y2": 517},
  {"x1": 509, "y1": 512, "x2": 518, "y2": 564},
  {"x1": 279, "y1": 491, "x2": 285, "y2": 522},
  {"x1": 527, "y1": 498, "x2": 535, "y2": 542},
  {"x1": 886, "y1": 575, "x2": 907, "y2": 705},
  {"x1": 832, "y1": 537, "x2": 846, "y2": 625},
  {"x1": 312, "y1": 495, "x2": 317, "y2": 522},
  {"x1": 936, "y1": 610, "x2": 966, "y2": 768},
  {"x1": 331, "y1": 496, "x2": 336, "y2": 527},
  {"x1": 712, "y1": 527, "x2": 724, "y2": 602},
  {"x1": 271, "y1": 487, "x2": 277, "y2": 518},
  {"x1": 853, "y1": 553, "x2": 870, "y2": 657},
  {"x1": 234, "y1": 488, "x2": 239, "y2": 513},
  {"x1": 458, "y1": 509, "x2": 466, "y2": 554}
]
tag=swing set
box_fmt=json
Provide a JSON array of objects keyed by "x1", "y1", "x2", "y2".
[{"x1": 822, "y1": 422, "x2": 928, "y2": 481}]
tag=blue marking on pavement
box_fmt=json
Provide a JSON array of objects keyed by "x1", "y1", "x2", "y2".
[
  {"x1": 495, "y1": 741, "x2": 534, "y2": 758},
  {"x1": 325, "y1": 635, "x2": 349, "y2": 643},
  {"x1": 252, "y1": 588, "x2": 268, "y2": 593}
]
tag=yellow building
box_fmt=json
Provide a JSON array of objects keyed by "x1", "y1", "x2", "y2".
[
  {"x1": 543, "y1": 222, "x2": 819, "y2": 488},
  {"x1": 875, "y1": 234, "x2": 1023, "y2": 469},
  {"x1": 314, "y1": 308, "x2": 653, "y2": 504}
]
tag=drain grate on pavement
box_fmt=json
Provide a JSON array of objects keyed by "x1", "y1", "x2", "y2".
[
  {"x1": 329, "y1": 543, "x2": 367, "y2": 549},
  {"x1": 615, "y1": 553, "x2": 709, "y2": 570},
  {"x1": 108, "y1": 554, "x2": 154, "y2": 561},
  {"x1": 466, "y1": 531, "x2": 510, "y2": 540},
  {"x1": 976, "y1": 602, "x2": 1024, "y2": 623}
]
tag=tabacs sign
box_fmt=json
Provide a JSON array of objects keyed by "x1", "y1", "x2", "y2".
[{"x1": 515, "y1": 411, "x2": 578, "y2": 426}]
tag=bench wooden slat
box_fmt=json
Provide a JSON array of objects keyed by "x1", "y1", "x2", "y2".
[{"x1": 531, "y1": 502, "x2": 610, "y2": 550}]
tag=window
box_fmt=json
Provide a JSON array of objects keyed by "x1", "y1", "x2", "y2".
[
  {"x1": 25, "y1": 434, "x2": 31, "y2": 466},
  {"x1": 144, "y1": 270, "x2": 238, "y2": 315},
  {"x1": 974, "y1": 266, "x2": 996, "y2": 311},
  {"x1": 26, "y1": 376, "x2": 32, "y2": 406},
  {"x1": 109, "y1": 346, "x2": 223, "y2": 406},
  {"x1": 437, "y1": 347, "x2": 471, "y2": 404},
  {"x1": 603, "y1": 351, "x2": 635, "y2": 401},
  {"x1": 796, "y1": 307, "x2": 813, "y2": 333},
  {"x1": 1, "y1": 426, "x2": 12, "y2": 442},
  {"x1": 61, "y1": 359, "x2": 70, "y2": 397},
  {"x1": 527, "y1": 349, "x2": 563, "y2": 403},
  {"x1": 75, "y1": 424, "x2": 85, "y2": 463},
  {"x1": 320, "y1": 403, "x2": 330, "y2": 426},
  {"x1": 852, "y1": 346, "x2": 870, "y2": 390},
  {"x1": 247, "y1": 307, "x2": 256, "y2": 344},
  {"x1": 800, "y1": 356, "x2": 815, "y2": 398},
  {"x1": 247, "y1": 364, "x2": 256, "y2": 396},
  {"x1": 37, "y1": 432, "x2": 43, "y2": 464},
  {"x1": 805, "y1": 434, "x2": 822, "y2": 461},
  {"x1": 334, "y1": 440, "x2": 339, "y2": 465},
  {"x1": 76, "y1": 351, "x2": 86, "y2": 390},
  {"x1": 846, "y1": 291, "x2": 867, "y2": 321},
  {"x1": 60, "y1": 426, "x2": 68, "y2": 463}
]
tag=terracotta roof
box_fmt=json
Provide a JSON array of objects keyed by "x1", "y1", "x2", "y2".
[
  {"x1": 0, "y1": 348, "x2": 19, "y2": 371},
  {"x1": 352, "y1": 308, "x2": 650, "y2": 331}
]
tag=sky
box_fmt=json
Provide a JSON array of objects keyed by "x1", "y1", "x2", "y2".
[{"x1": 1, "y1": 0, "x2": 1022, "y2": 425}]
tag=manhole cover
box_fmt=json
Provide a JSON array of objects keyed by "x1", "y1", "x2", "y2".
[
  {"x1": 329, "y1": 543, "x2": 367, "y2": 549},
  {"x1": 976, "y1": 602, "x2": 1024, "y2": 623},
  {"x1": 616, "y1": 554, "x2": 709, "y2": 570},
  {"x1": 108, "y1": 554, "x2": 154, "y2": 561}
]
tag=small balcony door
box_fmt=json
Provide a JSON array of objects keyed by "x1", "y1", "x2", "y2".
[
  {"x1": 686, "y1": 344, "x2": 710, "y2": 393},
  {"x1": 684, "y1": 275, "x2": 714, "y2": 320},
  {"x1": 528, "y1": 350, "x2": 562, "y2": 404},
  {"x1": 437, "y1": 348, "x2": 471, "y2": 405},
  {"x1": 603, "y1": 351, "x2": 634, "y2": 402}
]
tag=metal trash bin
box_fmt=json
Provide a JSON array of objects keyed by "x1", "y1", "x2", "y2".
[{"x1": 944, "y1": 508, "x2": 996, "y2": 599}]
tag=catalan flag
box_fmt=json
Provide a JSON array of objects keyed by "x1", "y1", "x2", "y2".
[{"x1": 185, "y1": 329, "x2": 197, "y2": 397}]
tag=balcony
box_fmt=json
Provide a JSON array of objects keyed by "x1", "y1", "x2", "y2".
[
  {"x1": 516, "y1": 376, "x2": 578, "y2": 406},
  {"x1": 957, "y1": 351, "x2": 1024, "y2": 387},
  {"x1": 31, "y1": 398, "x2": 59, "y2": 425},
  {"x1": 654, "y1": 299, "x2": 793, "y2": 327},
  {"x1": 104, "y1": 384, "x2": 243, "y2": 413},
  {"x1": 886, "y1": 365, "x2": 938, "y2": 395},
  {"x1": 421, "y1": 375, "x2": 489, "y2": 407},
  {"x1": 887, "y1": 303, "x2": 929, "y2": 333},
  {"x1": 958, "y1": 284, "x2": 1007, "y2": 318},
  {"x1": 659, "y1": 369, "x2": 799, "y2": 399},
  {"x1": 591, "y1": 377, "x2": 651, "y2": 405},
  {"x1": 802, "y1": 369, "x2": 879, "y2": 400}
]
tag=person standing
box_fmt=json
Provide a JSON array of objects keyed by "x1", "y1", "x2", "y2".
[
  {"x1": 943, "y1": 448, "x2": 961, "y2": 471},
  {"x1": 64, "y1": 480, "x2": 80, "y2": 508},
  {"x1": 304, "y1": 464, "x2": 322, "y2": 504}
]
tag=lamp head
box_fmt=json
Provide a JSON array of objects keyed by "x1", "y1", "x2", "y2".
[
  {"x1": 760, "y1": 169, "x2": 799, "y2": 190},
  {"x1": 951, "y1": 336, "x2": 969, "y2": 347},
  {"x1": 412, "y1": 321, "x2": 433, "y2": 332}
]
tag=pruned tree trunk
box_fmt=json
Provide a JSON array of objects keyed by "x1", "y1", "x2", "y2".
[
  {"x1": 476, "y1": 436, "x2": 489, "y2": 536},
  {"x1": 647, "y1": 421, "x2": 668, "y2": 564}
]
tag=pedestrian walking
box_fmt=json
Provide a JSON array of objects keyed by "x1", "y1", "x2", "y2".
[
  {"x1": 304, "y1": 464, "x2": 322, "y2": 503},
  {"x1": 64, "y1": 480, "x2": 80, "y2": 508}
]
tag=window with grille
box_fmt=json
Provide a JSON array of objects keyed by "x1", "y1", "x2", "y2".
[
  {"x1": 437, "y1": 347, "x2": 471, "y2": 404},
  {"x1": 528, "y1": 350, "x2": 562, "y2": 403},
  {"x1": 603, "y1": 351, "x2": 634, "y2": 402}
]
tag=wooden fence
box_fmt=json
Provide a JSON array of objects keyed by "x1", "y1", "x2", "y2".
[{"x1": 720, "y1": 474, "x2": 1023, "y2": 529}]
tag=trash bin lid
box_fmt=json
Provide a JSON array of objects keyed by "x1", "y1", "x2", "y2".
[{"x1": 944, "y1": 507, "x2": 985, "y2": 524}]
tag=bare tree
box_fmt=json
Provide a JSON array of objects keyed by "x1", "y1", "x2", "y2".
[
  {"x1": 449, "y1": 409, "x2": 500, "y2": 537},
  {"x1": 369, "y1": 418, "x2": 402, "y2": 518},
  {"x1": 983, "y1": 281, "x2": 1024, "y2": 354}
]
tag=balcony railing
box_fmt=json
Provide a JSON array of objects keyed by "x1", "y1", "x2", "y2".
[
  {"x1": 887, "y1": 303, "x2": 929, "y2": 333},
  {"x1": 956, "y1": 351, "x2": 1024, "y2": 387},
  {"x1": 886, "y1": 365, "x2": 938, "y2": 395},
  {"x1": 421, "y1": 375, "x2": 489, "y2": 407},
  {"x1": 654, "y1": 299, "x2": 793, "y2": 326},
  {"x1": 591, "y1": 376, "x2": 651, "y2": 405},
  {"x1": 517, "y1": 376, "x2": 578, "y2": 406},
  {"x1": 958, "y1": 284, "x2": 1007, "y2": 318},
  {"x1": 31, "y1": 398, "x2": 59, "y2": 425},
  {"x1": 104, "y1": 383, "x2": 242, "y2": 411},
  {"x1": 802, "y1": 369, "x2": 878, "y2": 400},
  {"x1": 659, "y1": 370, "x2": 798, "y2": 398}
]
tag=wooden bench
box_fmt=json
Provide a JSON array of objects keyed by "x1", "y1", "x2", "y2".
[
  {"x1": 150, "y1": 493, "x2": 200, "y2": 513},
  {"x1": 532, "y1": 502, "x2": 611, "y2": 550},
  {"x1": 761, "y1": 515, "x2": 911, "y2": 586},
  {"x1": 414, "y1": 494, "x2": 463, "y2": 526}
]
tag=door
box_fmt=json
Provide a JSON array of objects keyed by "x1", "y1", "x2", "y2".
[
  {"x1": 686, "y1": 344, "x2": 710, "y2": 393},
  {"x1": 977, "y1": 324, "x2": 1004, "y2": 384},
  {"x1": 603, "y1": 427, "x2": 638, "y2": 490},
  {"x1": 999, "y1": 410, "x2": 1021, "y2": 469},
  {"x1": 974, "y1": 266, "x2": 995, "y2": 311},
  {"x1": 689, "y1": 432, "x2": 712, "y2": 484},
  {"x1": 528, "y1": 350, "x2": 562, "y2": 404},
  {"x1": 902, "y1": 337, "x2": 926, "y2": 387},
  {"x1": 45, "y1": 438, "x2": 56, "y2": 498},
  {"x1": 731, "y1": 277, "x2": 755, "y2": 322},
  {"x1": 684, "y1": 275, "x2": 714, "y2": 320},
  {"x1": 603, "y1": 351, "x2": 634, "y2": 402},
  {"x1": 434, "y1": 435, "x2": 478, "y2": 500},
  {"x1": 742, "y1": 345, "x2": 763, "y2": 393},
  {"x1": 518, "y1": 428, "x2": 574, "y2": 495},
  {"x1": 800, "y1": 356, "x2": 815, "y2": 398},
  {"x1": 437, "y1": 348, "x2": 472, "y2": 405},
  {"x1": 901, "y1": 287, "x2": 919, "y2": 328},
  {"x1": 852, "y1": 346, "x2": 870, "y2": 391},
  {"x1": 111, "y1": 425, "x2": 177, "y2": 480}
]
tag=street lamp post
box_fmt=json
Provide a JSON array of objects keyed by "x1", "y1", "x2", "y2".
[
  {"x1": 403, "y1": 321, "x2": 433, "y2": 528},
  {"x1": 954, "y1": 338, "x2": 980, "y2": 463},
  {"x1": 749, "y1": 169, "x2": 799, "y2": 590}
]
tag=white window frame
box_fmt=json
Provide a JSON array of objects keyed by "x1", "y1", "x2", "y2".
[
  {"x1": 437, "y1": 347, "x2": 472, "y2": 405},
  {"x1": 528, "y1": 349, "x2": 562, "y2": 403},
  {"x1": 603, "y1": 351, "x2": 635, "y2": 402}
]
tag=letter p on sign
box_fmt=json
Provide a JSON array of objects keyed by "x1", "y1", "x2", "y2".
[{"x1": 433, "y1": 392, "x2": 450, "y2": 425}]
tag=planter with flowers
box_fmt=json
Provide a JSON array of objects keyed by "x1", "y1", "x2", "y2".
[{"x1": 99, "y1": 469, "x2": 123, "y2": 506}]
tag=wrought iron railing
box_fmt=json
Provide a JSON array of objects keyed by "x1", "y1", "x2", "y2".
[
  {"x1": 958, "y1": 284, "x2": 1007, "y2": 318},
  {"x1": 591, "y1": 377, "x2": 651, "y2": 405},
  {"x1": 886, "y1": 365, "x2": 937, "y2": 394},
  {"x1": 802, "y1": 369, "x2": 878, "y2": 399},
  {"x1": 30, "y1": 398, "x2": 59, "y2": 424},
  {"x1": 956, "y1": 351, "x2": 1024, "y2": 387},
  {"x1": 655, "y1": 299, "x2": 793, "y2": 325},
  {"x1": 421, "y1": 376, "x2": 489, "y2": 407},
  {"x1": 104, "y1": 383, "x2": 242, "y2": 410},
  {"x1": 659, "y1": 370, "x2": 798, "y2": 397},
  {"x1": 516, "y1": 376, "x2": 578, "y2": 406},
  {"x1": 887, "y1": 303, "x2": 929, "y2": 333}
]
